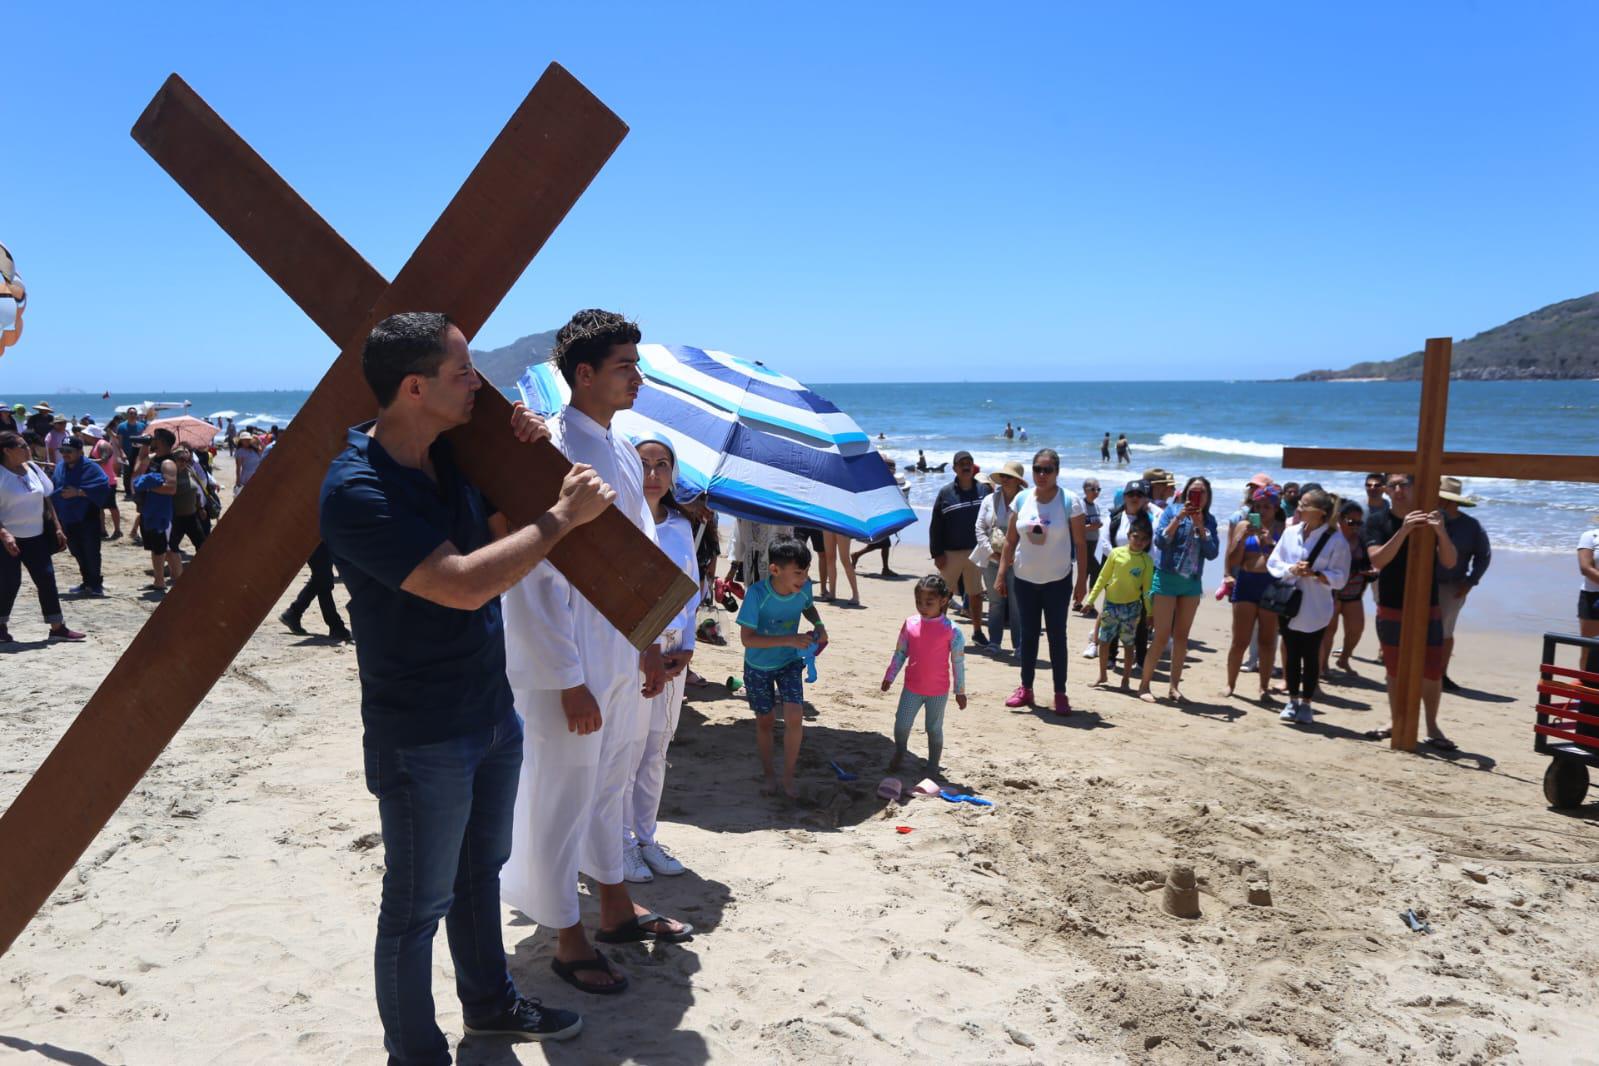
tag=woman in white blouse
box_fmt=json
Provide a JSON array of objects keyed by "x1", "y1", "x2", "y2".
[
  {"x1": 0, "y1": 430, "x2": 85, "y2": 642},
  {"x1": 1266, "y1": 489, "x2": 1349, "y2": 724}
]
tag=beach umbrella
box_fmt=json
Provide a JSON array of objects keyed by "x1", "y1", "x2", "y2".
[
  {"x1": 148, "y1": 415, "x2": 224, "y2": 450},
  {"x1": 518, "y1": 343, "x2": 915, "y2": 541},
  {"x1": 206, "y1": 409, "x2": 241, "y2": 423},
  {"x1": 0, "y1": 239, "x2": 25, "y2": 354}
]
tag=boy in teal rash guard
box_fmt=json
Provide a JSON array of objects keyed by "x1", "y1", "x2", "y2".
[{"x1": 737, "y1": 537, "x2": 829, "y2": 798}]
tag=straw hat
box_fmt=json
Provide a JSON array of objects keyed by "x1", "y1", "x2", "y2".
[
  {"x1": 32, "y1": 402, "x2": 52, "y2": 413},
  {"x1": 987, "y1": 460, "x2": 1028, "y2": 487},
  {"x1": 1438, "y1": 476, "x2": 1477, "y2": 506},
  {"x1": 1142, "y1": 467, "x2": 1175, "y2": 486}
]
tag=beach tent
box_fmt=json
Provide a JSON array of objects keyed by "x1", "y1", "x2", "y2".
[
  {"x1": 233, "y1": 415, "x2": 287, "y2": 434},
  {"x1": 519, "y1": 343, "x2": 915, "y2": 542}
]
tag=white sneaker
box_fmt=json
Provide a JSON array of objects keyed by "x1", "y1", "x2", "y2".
[
  {"x1": 622, "y1": 844, "x2": 654, "y2": 883},
  {"x1": 1243, "y1": 655, "x2": 1259, "y2": 672},
  {"x1": 1080, "y1": 640, "x2": 1098, "y2": 659},
  {"x1": 1294, "y1": 702, "x2": 1314, "y2": 724},
  {"x1": 639, "y1": 841, "x2": 686, "y2": 877},
  {"x1": 1280, "y1": 701, "x2": 1299, "y2": 722}
]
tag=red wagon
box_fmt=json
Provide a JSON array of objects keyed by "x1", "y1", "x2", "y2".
[{"x1": 1534, "y1": 633, "x2": 1599, "y2": 809}]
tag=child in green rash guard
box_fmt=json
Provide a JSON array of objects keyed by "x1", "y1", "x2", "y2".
[
  {"x1": 1088, "y1": 519, "x2": 1154, "y2": 690},
  {"x1": 737, "y1": 537, "x2": 829, "y2": 798}
]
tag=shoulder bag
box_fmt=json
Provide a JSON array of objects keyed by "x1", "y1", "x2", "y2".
[{"x1": 1259, "y1": 526, "x2": 1332, "y2": 620}]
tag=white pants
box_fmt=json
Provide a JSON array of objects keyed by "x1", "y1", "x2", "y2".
[
  {"x1": 624, "y1": 672, "x2": 686, "y2": 848},
  {"x1": 502, "y1": 679, "x2": 648, "y2": 930}
]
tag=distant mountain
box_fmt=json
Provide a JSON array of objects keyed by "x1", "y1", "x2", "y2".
[
  {"x1": 471, "y1": 329, "x2": 558, "y2": 389},
  {"x1": 1295, "y1": 291, "x2": 1599, "y2": 380}
]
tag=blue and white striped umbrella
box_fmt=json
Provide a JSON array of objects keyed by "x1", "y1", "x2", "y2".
[{"x1": 518, "y1": 344, "x2": 915, "y2": 542}]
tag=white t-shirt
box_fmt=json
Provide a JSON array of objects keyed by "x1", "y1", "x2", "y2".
[
  {"x1": 1011, "y1": 487, "x2": 1083, "y2": 585},
  {"x1": 0, "y1": 463, "x2": 53, "y2": 539},
  {"x1": 1581, "y1": 528, "x2": 1599, "y2": 592}
]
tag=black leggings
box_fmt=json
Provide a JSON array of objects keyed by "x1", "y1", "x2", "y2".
[
  {"x1": 1283, "y1": 625, "x2": 1326, "y2": 699},
  {"x1": 1015, "y1": 573, "x2": 1071, "y2": 694}
]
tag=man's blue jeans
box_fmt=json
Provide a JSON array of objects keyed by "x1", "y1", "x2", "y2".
[{"x1": 363, "y1": 709, "x2": 523, "y2": 1066}]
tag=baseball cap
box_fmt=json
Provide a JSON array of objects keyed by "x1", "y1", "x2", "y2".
[
  {"x1": 60, "y1": 436, "x2": 84, "y2": 451},
  {"x1": 1124, "y1": 479, "x2": 1151, "y2": 497},
  {"x1": 953, "y1": 450, "x2": 974, "y2": 465},
  {"x1": 1248, "y1": 472, "x2": 1273, "y2": 488}
]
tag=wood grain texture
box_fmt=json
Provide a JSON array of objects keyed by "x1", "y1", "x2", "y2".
[
  {"x1": 1392, "y1": 339, "x2": 1452, "y2": 751},
  {"x1": 1282, "y1": 448, "x2": 1599, "y2": 484},
  {"x1": 0, "y1": 64, "x2": 691, "y2": 958}
]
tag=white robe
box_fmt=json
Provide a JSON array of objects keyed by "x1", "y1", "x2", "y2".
[
  {"x1": 624, "y1": 511, "x2": 700, "y2": 847},
  {"x1": 501, "y1": 405, "x2": 657, "y2": 929}
]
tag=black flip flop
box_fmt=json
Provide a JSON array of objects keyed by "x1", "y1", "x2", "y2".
[
  {"x1": 595, "y1": 912, "x2": 695, "y2": 944},
  {"x1": 550, "y1": 950, "x2": 629, "y2": 995},
  {"x1": 1425, "y1": 736, "x2": 1459, "y2": 751}
]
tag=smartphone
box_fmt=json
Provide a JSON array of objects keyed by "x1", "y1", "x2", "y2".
[
  {"x1": 1187, "y1": 485, "x2": 1205, "y2": 509},
  {"x1": 1248, "y1": 512, "x2": 1262, "y2": 530}
]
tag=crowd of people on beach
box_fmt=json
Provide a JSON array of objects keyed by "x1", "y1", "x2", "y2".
[{"x1": 2, "y1": 330, "x2": 1588, "y2": 1065}]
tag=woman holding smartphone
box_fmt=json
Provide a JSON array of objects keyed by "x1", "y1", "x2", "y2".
[
  {"x1": 1138, "y1": 476, "x2": 1219, "y2": 704},
  {"x1": 1224, "y1": 484, "x2": 1282, "y2": 701},
  {"x1": 995, "y1": 449, "x2": 1088, "y2": 715}
]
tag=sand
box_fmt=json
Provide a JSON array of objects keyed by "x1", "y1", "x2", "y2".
[{"x1": 4, "y1": 486, "x2": 1599, "y2": 1064}]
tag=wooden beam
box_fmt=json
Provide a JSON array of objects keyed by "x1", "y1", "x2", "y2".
[
  {"x1": 0, "y1": 66, "x2": 688, "y2": 959},
  {"x1": 131, "y1": 67, "x2": 695, "y2": 650},
  {"x1": 1392, "y1": 339, "x2": 1453, "y2": 751},
  {"x1": 1282, "y1": 448, "x2": 1599, "y2": 485}
]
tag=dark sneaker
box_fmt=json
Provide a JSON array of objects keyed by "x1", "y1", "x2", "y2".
[
  {"x1": 328, "y1": 627, "x2": 353, "y2": 643},
  {"x1": 464, "y1": 996, "x2": 582, "y2": 1043},
  {"x1": 279, "y1": 611, "x2": 307, "y2": 636}
]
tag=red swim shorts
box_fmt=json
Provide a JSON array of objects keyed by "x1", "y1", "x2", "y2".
[{"x1": 1375, "y1": 604, "x2": 1444, "y2": 682}]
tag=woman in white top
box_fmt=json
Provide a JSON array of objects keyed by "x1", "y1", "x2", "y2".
[
  {"x1": 621, "y1": 437, "x2": 701, "y2": 884},
  {"x1": 1578, "y1": 523, "x2": 1599, "y2": 640},
  {"x1": 1265, "y1": 489, "x2": 1349, "y2": 724},
  {"x1": 234, "y1": 433, "x2": 264, "y2": 492},
  {"x1": 974, "y1": 460, "x2": 1027, "y2": 653},
  {"x1": 0, "y1": 430, "x2": 85, "y2": 642},
  {"x1": 994, "y1": 449, "x2": 1088, "y2": 715}
]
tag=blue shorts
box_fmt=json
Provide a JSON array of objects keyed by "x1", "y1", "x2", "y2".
[{"x1": 744, "y1": 660, "x2": 805, "y2": 715}]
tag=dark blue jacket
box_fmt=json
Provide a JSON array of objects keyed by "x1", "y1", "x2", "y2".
[{"x1": 50, "y1": 456, "x2": 111, "y2": 525}]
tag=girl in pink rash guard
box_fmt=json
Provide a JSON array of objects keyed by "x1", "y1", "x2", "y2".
[{"x1": 881, "y1": 574, "x2": 968, "y2": 774}]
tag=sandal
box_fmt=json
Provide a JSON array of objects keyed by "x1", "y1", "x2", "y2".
[
  {"x1": 549, "y1": 950, "x2": 629, "y2": 995},
  {"x1": 595, "y1": 912, "x2": 694, "y2": 944},
  {"x1": 1425, "y1": 736, "x2": 1459, "y2": 752}
]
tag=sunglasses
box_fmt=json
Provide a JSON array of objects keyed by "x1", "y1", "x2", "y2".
[
  {"x1": 1033, "y1": 465, "x2": 1057, "y2": 474},
  {"x1": 1341, "y1": 516, "x2": 1362, "y2": 524}
]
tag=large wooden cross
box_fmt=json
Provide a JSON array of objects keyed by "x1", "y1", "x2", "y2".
[
  {"x1": 0, "y1": 65, "x2": 697, "y2": 957},
  {"x1": 1284, "y1": 337, "x2": 1599, "y2": 751}
]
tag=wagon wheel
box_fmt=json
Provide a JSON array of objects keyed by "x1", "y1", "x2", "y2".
[{"x1": 1543, "y1": 758, "x2": 1590, "y2": 809}]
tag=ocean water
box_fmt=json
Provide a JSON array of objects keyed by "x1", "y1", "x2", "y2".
[{"x1": 13, "y1": 379, "x2": 1596, "y2": 554}]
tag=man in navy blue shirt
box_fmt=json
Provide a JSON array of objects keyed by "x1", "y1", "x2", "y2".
[{"x1": 321, "y1": 312, "x2": 614, "y2": 1062}]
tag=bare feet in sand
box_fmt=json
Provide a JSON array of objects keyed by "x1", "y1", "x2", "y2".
[
  {"x1": 1138, "y1": 689, "x2": 1160, "y2": 704},
  {"x1": 761, "y1": 774, "x2": 779, "y2": 796}
]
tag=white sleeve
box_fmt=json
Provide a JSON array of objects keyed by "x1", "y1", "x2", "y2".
[
  {"x1": 1066, "y1": 490, "x2": 1084, "y2": 518},
  {"x1": 1265, "y1": 529, "x2": 1295, "y2": 580},
  {"x1": 503, "y1": 562, "x2": 586, "y2": 691},
  {"x1": 1319, "y1": 531, "x2": 1351, "y2": 592}
]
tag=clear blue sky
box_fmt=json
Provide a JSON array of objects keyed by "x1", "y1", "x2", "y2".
[{"x1": 5, "y1": 1, "x2": 1598, "y2": 391}]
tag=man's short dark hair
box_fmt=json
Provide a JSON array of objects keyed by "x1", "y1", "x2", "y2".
[
  {"x1": 1367, "y1": 472, "x2": 1386, "y2": 482},
  {"x1": 151, "y1": 428, "x2": 177, "y2": 448},
  {"x1": 362, "y1": 312, "x2": 457, "y2": 408},
  {"x1": 552, "y1": 309, "x2": 641, "y2": 387},
  {"x1": 766, "y1": 537, "x2": 812, "y2": 571}
]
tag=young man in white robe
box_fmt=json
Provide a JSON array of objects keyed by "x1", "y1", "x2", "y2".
[{"x1": 500, "y1": 310, "x2": 690, "y2": 995}]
